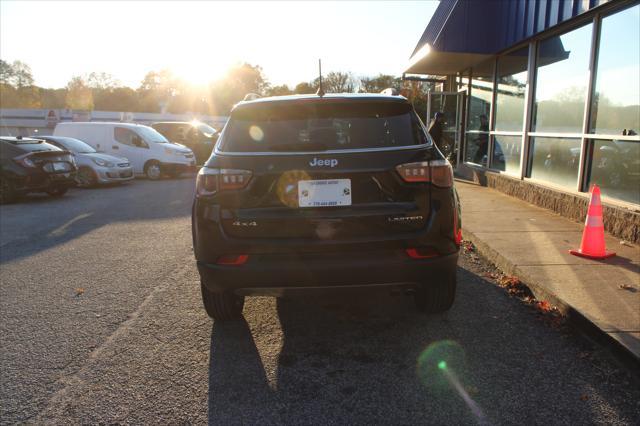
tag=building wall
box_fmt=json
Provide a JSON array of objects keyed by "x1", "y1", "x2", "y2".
[{"x1": 457, "y1": 0, "x2": 639, "y2": 208}]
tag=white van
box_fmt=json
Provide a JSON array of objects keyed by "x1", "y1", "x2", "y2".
[{"x1": 53, "y1": 122, "x2": 196, "y2": 179}]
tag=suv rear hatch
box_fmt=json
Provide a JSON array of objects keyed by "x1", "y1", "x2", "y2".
[{"x1": 203, "y1": 98, "x2": 448, "y2": 241}]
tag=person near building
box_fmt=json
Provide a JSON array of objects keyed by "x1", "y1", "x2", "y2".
[
  {"x1": 472, "y1": 114, "x2": 490, "y2": 164},
  {"x1": 428, "y1": 112, "x2": 445, "y2": 151}
]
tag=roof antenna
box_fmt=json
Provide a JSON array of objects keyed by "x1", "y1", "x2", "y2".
[{"x1": 316, "y1": 59, "x2": 325, "y2": 97}]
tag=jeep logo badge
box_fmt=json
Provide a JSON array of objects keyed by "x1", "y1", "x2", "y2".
[{"x1": 309, "y1": 158, "x2": 338, "y2": 167}]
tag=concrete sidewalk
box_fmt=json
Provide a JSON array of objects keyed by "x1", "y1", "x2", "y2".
[{"x1": 455, "y1": 180, "x2": 640, "y2": 364}]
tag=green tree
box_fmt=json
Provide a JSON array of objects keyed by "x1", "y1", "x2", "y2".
[
  {"x1": 209, "y1": 63, "x2": 270, "y2": 114},
  {"x1": 86, "y1": 72, "x2": 121, "y2": 90},
  {"x1": 65, "y1": 76, "x2": 94, "y2": 110},
  {"x1": 0, "y1": 60, "x2": 15, "y2": 86},
  {"x1": 293, "y1": 82, "x2": 315, "y2": 94},
  {"x1": 312, "y1": 71, "x2": 358, "y2": 93},
  {"x1": 11, "y1": 61, "x2": 34, "y2": 88},
  {"x1": 266, "y1": 84, "x2": 293, "y2": 96},
  {"x1": 360, "y1": 74, "x2": 401, "y2": 93}
]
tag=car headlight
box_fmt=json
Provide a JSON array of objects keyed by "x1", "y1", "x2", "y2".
[{"x1": 92, "y1": 158, "x2": 114, "y2": 167}]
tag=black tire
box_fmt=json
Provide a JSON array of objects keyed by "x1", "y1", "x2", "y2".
[
  {"x1": 414, "y1": 268, "x2": 457, "y2": 313},
  {"x1": 0, "y1": 178, "x2": 17, "y2": 204},
  {"x1": 201, "y1": 281, "x2": 245, "y2": 321},
  {"x1": 46, "y1": 187, "x2": 68, "y2": 197},
  {"x1": 76, "y1": 167, "x2": 98, "y2": 188},
  {"x1": 144, "y1": 161, "x2": 162, "y2": 180}
]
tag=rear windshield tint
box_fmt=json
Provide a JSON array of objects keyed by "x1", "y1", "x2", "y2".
[{"x1": 219, "y1": 101, "x2": 429, "y2": 152}]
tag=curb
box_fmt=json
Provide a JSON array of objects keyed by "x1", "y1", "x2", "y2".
[{"x1": 461, "y1": 225, "x2": 640, "y2": 372}]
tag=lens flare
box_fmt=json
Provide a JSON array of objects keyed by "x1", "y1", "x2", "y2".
[
  {"x1": 249, "y1": 125, "x2": 264, "y2": 142},
  {"x1": 418, "y1": 340, "x2": 489, "y2": 425},
  {"x1": 276, "y1": 170, "x2": 310, "y2": 208}
]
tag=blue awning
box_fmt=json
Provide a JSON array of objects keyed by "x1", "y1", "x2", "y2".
[{"x1": 406, "y1": 0, "x2": 611, "y2": 76}]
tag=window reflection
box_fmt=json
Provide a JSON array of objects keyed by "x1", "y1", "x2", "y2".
[
  {"x1": 492, "y1": 135, "x2": 522, "y2": 174},
  {"x1": 590, "y1": 4, "x2": 640, "y2": 135},
  {"x1": 588, "y1": 139, "x2": 640, "y2": 204},
  {"x1": 528, "y1": 137, "x2": 581, "y2": 189},
  {"x1": 494, "y1": 47, "x2": 528, "y2": 131},
  {"x1": 533, "y1": 23, "x2": 592, "y2": 133},
  {"x1": 465, "y1": 61, "x2": 493, "y2": 166}
]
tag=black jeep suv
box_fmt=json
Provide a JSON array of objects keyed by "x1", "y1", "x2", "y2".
[{"x1": 192, "y1": 93, "x2": 461, "y2": 320}]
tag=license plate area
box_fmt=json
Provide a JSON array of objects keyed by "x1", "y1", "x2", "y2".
[
  {"x1": 298, "y1": 179, "x2": 352, "y2": 208},
  {"x1": 44, "y1": 162, "x2": 71, "y2": 172}
]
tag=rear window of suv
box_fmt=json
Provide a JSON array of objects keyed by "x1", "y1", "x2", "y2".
[{"x1": 219, "y1": 100, "x2": 429, "y2": 152}]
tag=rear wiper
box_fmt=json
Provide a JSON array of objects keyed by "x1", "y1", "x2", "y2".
[{"x1": 268, "y1": 142, "x2": 328, "y2": 152}]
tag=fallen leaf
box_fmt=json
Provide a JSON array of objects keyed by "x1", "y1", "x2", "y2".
[
  {"x1": 536, "y1": 300, "x2": 552, "y2": 313},
  {"x1": 580, "y1": 394, "x2": 589, "y2": 401},
  {"x1": 75, "y1": 288, "x2": 84, "y2": 297},
  {"x1": 618, "y1": 284, "x2": 636, "y2": 292}
]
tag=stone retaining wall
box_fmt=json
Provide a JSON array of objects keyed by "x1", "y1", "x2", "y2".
[{"x1": 456, "y1": 165, "x2": 640, "y2": 244}]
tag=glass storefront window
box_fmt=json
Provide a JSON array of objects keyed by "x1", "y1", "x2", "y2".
[
  {"x1": 587, "y1": 139, "x2": 640, "y2": 204},
  {"x1": 532, "y1": 23, "x2": 593, "y2": 133},
  {"x1": 465, "y1": 131, "x2": 489, "y2": 165},
  {"x1": 494, "y1": 47, "x2": 528, "y2": 131},
  {"x1": 492, "y1": 135, "x2": 522, "y2": 174},
  {"x1": 590, "y1": 4, "x2": 640, "y2": 136},
  {"x1": 528, "y1": 137, "x2": 581, "y2": 189},
  {"x1": 465, "y1": 61, "x2": 494, "y2": 166},
  {"x1": 457, "y1": 73, "x2": 470, "y2": 93}
]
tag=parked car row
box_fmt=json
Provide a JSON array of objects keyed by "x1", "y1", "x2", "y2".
[{"x1": 0, "y1": 120, "x2": 217, "y2": 203}]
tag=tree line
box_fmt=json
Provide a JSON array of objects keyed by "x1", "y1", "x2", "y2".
[{"x1": 0, "y1": 60, "x2": 431, "y2": 117}]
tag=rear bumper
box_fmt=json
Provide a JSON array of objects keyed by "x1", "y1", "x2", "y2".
[
  {"x1": 197, "y1": 251, "x2": 458, "y2": 295},
  {"x1": 10, "y1": 172, "x2": 76, "y2": 193}
]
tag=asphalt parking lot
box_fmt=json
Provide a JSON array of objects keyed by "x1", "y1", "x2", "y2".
[{"x1": 1, "y1": 178, "x2": 639, "y2": 424}]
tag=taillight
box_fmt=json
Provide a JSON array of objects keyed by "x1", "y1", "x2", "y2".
[
  {"x1": 396, "y1": 159, "x2": 453, "y2": 188},
  {"x1": 13, "y1": 153, "x2": 36, "y2": 168},
  {"x1": 216, "y1": 254, "x2": 249, "y2": 265},
  {"x1": 219, "y1": 169, "x2": 252, "y2": 190},
  {"x1": 196, "y1": 167, "x2": 252, "y2": 196}
]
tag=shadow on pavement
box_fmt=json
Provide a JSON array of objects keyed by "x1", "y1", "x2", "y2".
[
  {"x1": 207, "y1": 267, "x2": 640, "y2": 424},
  {"x1": 0, "y1": 178, "x2": 195, "y2": 264}
]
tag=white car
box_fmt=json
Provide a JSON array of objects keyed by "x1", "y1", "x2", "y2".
[
  {"x1": 37, "y1": 135, "x2": 134, "y2": 187},
  {"x1": 53, "y1": 122, "x2": 196, "y2": 179}
]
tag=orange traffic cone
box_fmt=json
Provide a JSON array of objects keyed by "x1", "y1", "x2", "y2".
[{"x1": 570, "y1": 184, "x2": 615, "y2": 259}]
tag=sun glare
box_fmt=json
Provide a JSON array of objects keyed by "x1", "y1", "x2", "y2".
[{"x1": 171, "y1": 60, "x2": 229, "y2": 87}]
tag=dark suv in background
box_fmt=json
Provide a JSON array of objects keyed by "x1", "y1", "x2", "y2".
[
  {"x1": 0, "y1": 136, "x2": 77, "y2": 203},
  {"x1": 152, "y1": 121, "x2": 218, "y2": 165},
  {"x1": 192, "y1": 93, "x2": 461, "y2": 320}
]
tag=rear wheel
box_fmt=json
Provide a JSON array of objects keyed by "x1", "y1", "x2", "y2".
[
  {"x1": 201, "y1": 281, "x2": 245, "y2": 321},
  {"x1": 144, "y1": 161, "x2": 162, "y2": 180},
  {"x1": 0, "y1": 178, "x2": 17, "y2": 204},
  {"x1": 46, "y1": 187, "x2": 68, "y2": 197},
  {"x1": 414, "y1": 268, "x2": 457, "y2": 313},
  {"x1": 76, "y1": 167, "x2": 97, "y2": 187}
]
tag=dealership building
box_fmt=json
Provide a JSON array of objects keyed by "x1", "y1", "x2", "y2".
[{"x1": 406, "y1": 0, "x2": 639, "y2": 241}]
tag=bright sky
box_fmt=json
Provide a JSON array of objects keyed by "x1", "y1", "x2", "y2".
[{"x1": 0, "y1": 1, "x2": 438, "y2": 89}]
